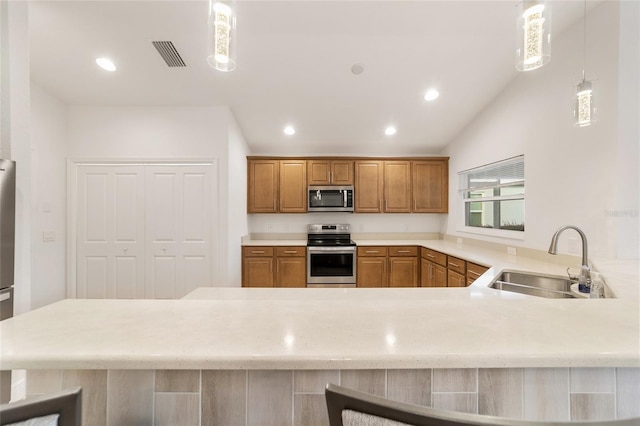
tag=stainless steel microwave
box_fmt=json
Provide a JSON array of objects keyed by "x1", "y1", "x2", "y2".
[{"x1": 308, "y1": 186, "x2": 354, "y2": 212}]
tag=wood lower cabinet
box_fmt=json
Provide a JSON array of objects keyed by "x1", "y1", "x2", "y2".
[
  {"x1": 448, "y1": 270, "x2": 466, "y2": 287},
  {"x1": 356, "y1": 246, "x2": 388, "y2": 287},
  {"x1": 275, "y1": 247, "x2": 306, "y2": 288},
  {"x1": 420, "y1": 247, "x2": 448, "y2": 287},
  {"x1": 242, "y1": 246, "x2": 306, "y2": 287},
  {"x1": 466, "y1": 261, "x2": 489, "y2": 286},
  {"x1": 421, "y1": 259, "x2": 447, "y2": 287},
  {"x1": 357, "y1": 246, "x2": 418, "y2": 287},
  {"x1": 307, "y1": 160, "x2": 354, "y2": 185},
  {"x1": 242, "y1": 247, "x2": 275, "y2": 287},
  {"x1": 355, "y1": 161, "x2": 384, "y2": 213},
  {"x1": 388, "y1": 246, "x2": 418, "y2": 287}
]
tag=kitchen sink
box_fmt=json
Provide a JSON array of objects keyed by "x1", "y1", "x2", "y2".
[{"x1": 489, "y1": 271, "x2": 580, "y2": 299}]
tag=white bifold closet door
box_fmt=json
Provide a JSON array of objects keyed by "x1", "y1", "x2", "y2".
[{"x1": 76, "y1": 164, "x2": 212, "y2": 299}]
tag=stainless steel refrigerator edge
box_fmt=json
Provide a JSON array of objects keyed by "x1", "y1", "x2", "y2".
[{"x1": 0, "y1": 159, "x2": 16, "y2": 403}]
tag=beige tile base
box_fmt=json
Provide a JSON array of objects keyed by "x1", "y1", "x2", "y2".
[{"x1": 21, "y1": 367, "x2": 638, "y2": 426}]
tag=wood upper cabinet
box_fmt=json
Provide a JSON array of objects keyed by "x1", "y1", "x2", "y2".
[
  {"x1": 249, "y1": 156, "x2": 448, "y2": 214},
  {"x1": 307, "y1": 160, "x2": 354, "y2": 185},
  {"x1": 354, "y1": 161, "x2": 384, "y2": 213},
  {"x1": 279, "y1": 160, "x2": 307, "y2": 213},
  {"x1": 412, "y1": 159, "x2": 448, "y2": 213},
  {"x1": 384, "y1": 161, "x2": 412, "y2": 213},
  {"x1": 248, "y1": 160, "x2": 279, "y2": 213}
]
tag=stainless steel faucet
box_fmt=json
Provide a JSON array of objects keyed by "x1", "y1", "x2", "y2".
[{"x1": 548, "y1": 225, "x2": 591, "y2": 291}]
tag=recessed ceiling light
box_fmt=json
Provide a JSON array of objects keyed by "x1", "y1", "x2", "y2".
[
  {"x1": 96, "y1": 57, "x2": 116, "y2": 72},
  {"x1": 283, "y1": 125, "x2": 295, "y2": 136},
  {"x1": 384, "y1": 126, "x2": 397, "y2": 136},
  {"x1": 424, "y1": 88, "x2": 440, "y2": 101},
  {"x1": 351, "y1": 63, "x2": 365, "y2": 75}
]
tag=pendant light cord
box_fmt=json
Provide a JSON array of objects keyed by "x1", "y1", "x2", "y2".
[{"x1": 582, "y1": 0, "x2": 587, "y2": 81}]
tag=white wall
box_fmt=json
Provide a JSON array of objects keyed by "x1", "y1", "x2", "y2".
[
  {"x1": 30, "y1": 83, "x2": 67, "y2": 309},
  {"x1": 226, "y1": 111, "x2": 250, "y2": 285},
  {"x1": 249, "y1": 213, "x2": 443, "y2": 235},
  {"x1": 67, "y1": 106, "x2": 228, "y2": 159},
  {"x1": 66, "y1": 105, "x2": 236, "y2": 286},
  {"x1": 441, "y1": 1, "x2": 634, "y2": 260},
  {"x1": 2, "y1": 1, "x2": 32, "y2": 315},
  {"x1": 614, "y1": 0, "x2": 640, "y2": 259}
]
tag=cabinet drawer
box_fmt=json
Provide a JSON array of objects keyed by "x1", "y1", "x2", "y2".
[
  {"x1": 389, "y1": 246, "x2": 418, "y2": 257},
  {"x1": 421, "y1": 247, "x2": 446, "y2": 267},
  {"x1": 276, "y1": 246, "x2": 306, "y2": 257},
  {"x1": 466, "y1": 262, "x2": 488, "y2": 280},
  {"x1": 242, "y1": 246, "x2": 274, "y2": 257},
  {"x1": 357, "y1": 246, "x2": 388, "y2": 257},
  {"x1": 447, "y1": 256, "x2": 466, "y2": 275}
]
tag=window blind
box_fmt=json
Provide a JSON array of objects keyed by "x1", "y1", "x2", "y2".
[{"x1": 459, "y1": 155, "x2": 524, "y2": 199}]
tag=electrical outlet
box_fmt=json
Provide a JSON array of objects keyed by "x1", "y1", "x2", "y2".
[
  {"x1": 456, "y1": 237, "x2": 463, "y2": 245},
  {"x1": 507, "y1": 246, "x2": 517, "y2": 256},
  {"x1": 43, "y1": 231, "x2": 56, "y2": 242}
]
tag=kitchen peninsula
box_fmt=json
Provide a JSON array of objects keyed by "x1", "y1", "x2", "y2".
[{"x1": 1, "y1": 239, "x2": 638, "y2": 425}]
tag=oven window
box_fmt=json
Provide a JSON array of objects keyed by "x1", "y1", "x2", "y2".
[{"x1": 309, "y1": 253, "x2": 354, "y2": 276}]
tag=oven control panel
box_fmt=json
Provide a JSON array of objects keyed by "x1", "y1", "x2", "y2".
[{"x1": 307, "y1": 224, "x2": 351, "y2": 234}]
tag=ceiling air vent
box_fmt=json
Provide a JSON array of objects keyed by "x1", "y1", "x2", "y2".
[{"x1": 152, "y1": 41, "x2": 186, "y2": 67}]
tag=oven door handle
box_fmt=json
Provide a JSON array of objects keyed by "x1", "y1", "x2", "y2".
[{"x1": 307, "y1": 246, "x2": 356, "y2": 253}]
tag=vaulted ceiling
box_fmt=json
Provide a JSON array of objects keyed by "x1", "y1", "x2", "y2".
[{"x1": 29, "y1": 1, "x2": 599, "y2": 155}]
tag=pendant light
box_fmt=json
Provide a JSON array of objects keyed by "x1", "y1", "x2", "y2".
[
  {"x1": 515, "y1": 0, "x2": 551, "y2": 72},
  {"x1": 207, "y1": 0, "x2": 236, "y2": 72},
  {"x1": 575, "y1": 0, "x2": 595, "y2": 127}
]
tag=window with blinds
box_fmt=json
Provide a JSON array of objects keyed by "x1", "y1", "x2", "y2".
[{"x1": 458, "y1": 156, "x2": 524, "y2": 231}]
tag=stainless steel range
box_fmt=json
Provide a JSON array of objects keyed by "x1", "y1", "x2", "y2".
[{"x1": 306, "y1": 224, "x2": 356, "y2": 287}]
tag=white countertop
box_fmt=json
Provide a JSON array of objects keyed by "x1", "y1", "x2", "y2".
[{"x1": 1, "y1": 240, "x2": 638, "y2": 371}]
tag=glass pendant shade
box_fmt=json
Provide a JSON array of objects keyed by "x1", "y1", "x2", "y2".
[
  {"x1": 207, "y1": 0, "x2": 236, "y2": 72},
  {"x1": 575, "y1": 79, "x2": 595, "y2": 127},
  {"x1": 515, "y1": 0, "x2": 551, "y2": 71}
]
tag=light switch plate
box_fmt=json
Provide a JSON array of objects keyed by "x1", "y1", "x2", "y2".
[
  {"x1": 43, "y1": 231, "x2": 56, "y2": 242},
  {"x1": 507, "y1": 246, "x2": 517, "y2": 256}
]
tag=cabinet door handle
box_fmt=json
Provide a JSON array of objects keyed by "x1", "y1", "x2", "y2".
[
  {"x1": 430, "y1": 264, "x2": 434, "y2": 280},
  {"x1": 329, "y1": 171, "x2": 332, "y2": 182},
  {"x1": 414, "y1": 199, "x2": 416, "y2": 211},
  {"x1": 397, "y1": 250, "x2": 410, "y2": 253},
  {"x1": 426, "y1": 253, "x2": 435, "y2": 259},
  {"x1": 468, "y1": 270, "x2": 481, "y2": 277},
  {"x1": 252, "y1": 250, "x2": 265, "y2": 254},
  {"x1": 449, "y1": 262, "x2": 459, "y2": 268},
  {"x1": 283, "y1": 250, "x2": 297, "y2": 254},
  {"x1": 366, "y1": 250, "x2": 379, "y2": 254}
]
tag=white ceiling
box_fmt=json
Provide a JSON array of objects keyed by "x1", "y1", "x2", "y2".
[{"x1": 29, "y1": 0, "x2": 598, "y2": 155}]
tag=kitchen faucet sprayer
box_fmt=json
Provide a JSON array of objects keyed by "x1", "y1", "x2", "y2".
[{"x1": 548, "y1": 225, "x2": 591, "y2": 293}]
